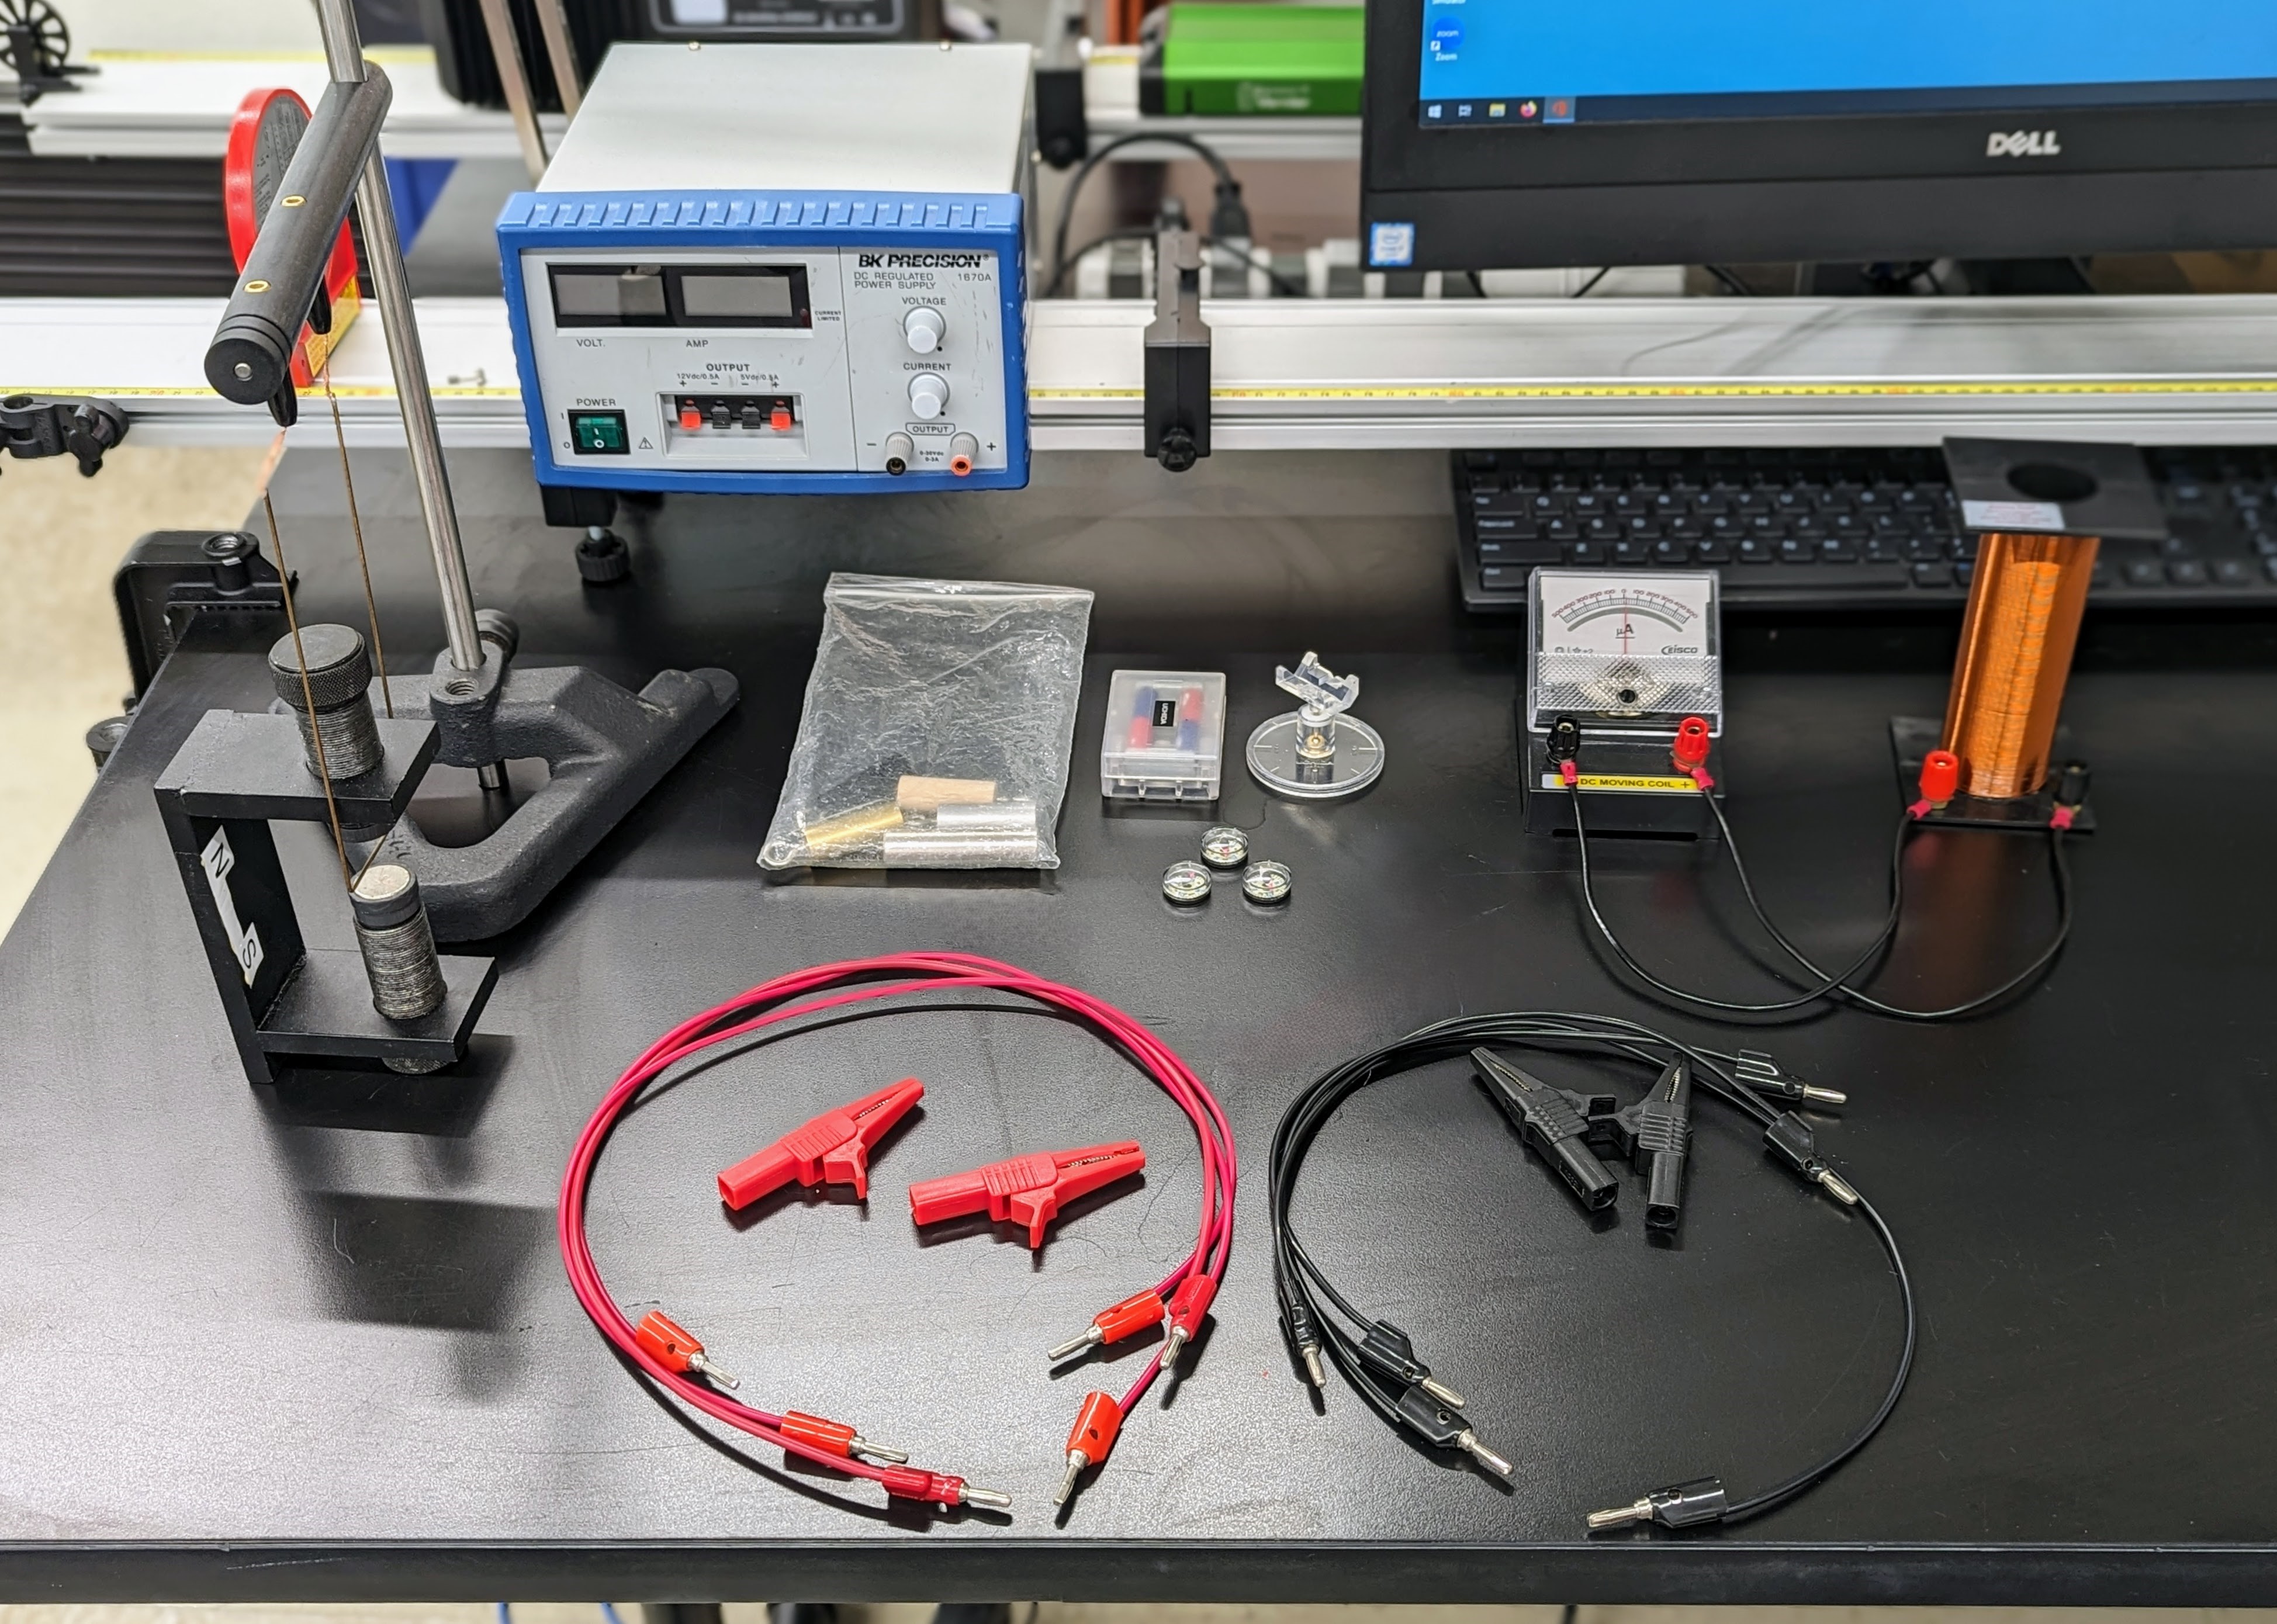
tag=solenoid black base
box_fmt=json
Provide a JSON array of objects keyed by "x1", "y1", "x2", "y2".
[{"x1": 1888, "y1": 716, "x2": 2098, "y2": 833}]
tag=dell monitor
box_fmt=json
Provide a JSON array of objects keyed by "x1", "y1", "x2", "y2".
[{"x1": 1362, "y1": 0, "x2": 2277, "y2": 271}]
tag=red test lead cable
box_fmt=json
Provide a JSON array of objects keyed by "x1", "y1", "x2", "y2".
[{"x1": 556, "y1": 952, "x2": 1237, "y2": 1516}]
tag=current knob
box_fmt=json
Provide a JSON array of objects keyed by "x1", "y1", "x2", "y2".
[
  {"x1": 908, "y1": 373, "x2": 949, "y2": 420},
  {"x1": 904, "y1": 306, "x2": 946, "y2": 354}
]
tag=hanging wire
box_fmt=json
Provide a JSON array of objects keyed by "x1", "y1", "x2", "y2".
[
  {"x1": 321, "y1": 352, "x2": 393, "y2": 717},
  {"x1": 259, "y1": 434, "x2": 354, "y2": 889}
]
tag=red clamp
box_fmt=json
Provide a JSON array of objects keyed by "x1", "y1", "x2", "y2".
[
  {"x1": 717, "y1": 1077, "x2": 925, "y2": 1209},
  {"x1": 908, "y1": 1141, "x2": 1146, "y2": 1248}
]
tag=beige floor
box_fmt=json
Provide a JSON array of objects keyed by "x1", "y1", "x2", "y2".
[{"x1": 0, "y1": 444, "x2": 267, "y2": 933}]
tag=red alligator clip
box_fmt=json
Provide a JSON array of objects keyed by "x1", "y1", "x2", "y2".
[
  {"x1": 907, "y1": 1141, "x2": 1146, "y2": 1249},
  {"x1": 717, "y1": 1077, "x2": 925, "y2": 1209}
]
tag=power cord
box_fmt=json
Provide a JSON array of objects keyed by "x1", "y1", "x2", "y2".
[
  {"x1": 1554, "y1": 721, "x2": 2081, "y2": 1022},
  {"x1": 1046, "y1": 227, "x2": 1308, "y2": 300},
  {"x1": 1268, "y1": 1012, "x2": 1913, "y2": 1531},
  {"x1": 1048, "y1": 130, "x2": 1248, "y2": 298}
]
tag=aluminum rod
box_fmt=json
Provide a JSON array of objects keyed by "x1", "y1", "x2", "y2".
[
  {"x1": 310, "y1": 0, "x2": 496, "y2": 771},
  {"x1": 312, "y1": 0, "x2": 370, "y2": 82},
  {"x1": 531, "y1": 0, "x2": 584, "y2": 117},
  {"x1": 352, "y1": 154, "x2": 487, "y2": 674},
  {"x1": 475, "y1": 0, "x2": 550, "y2": 180}
]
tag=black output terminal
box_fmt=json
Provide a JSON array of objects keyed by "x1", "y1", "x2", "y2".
[{"x1": 1471, "y1": 1047, "x2": 1620, "y2": 1211}]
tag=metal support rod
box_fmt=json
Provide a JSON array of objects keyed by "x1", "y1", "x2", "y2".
[
  {"x1": 352, "y1": 157, "x2": 487, "y2": 676},
  {"x1": 475, "y1": 0, "x2": 550, "y2": 181},
  {"x1": 531, "y1": 0, "x2": 584, "y2": 117},
  {"x1": 308, "y1": 0, "x2": 488, "y2": 681},
  {"x1": 313, "y1": 0, "x2": 368, "y2": 81}
]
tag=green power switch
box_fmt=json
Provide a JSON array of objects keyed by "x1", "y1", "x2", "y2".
[{"x1": 569, "y1": 409, "x2": 629, "y2": 455}]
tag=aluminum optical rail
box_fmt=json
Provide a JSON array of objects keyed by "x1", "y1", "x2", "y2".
[{"x1": 9, "y1": 293, "x2": 2277, "y2": 451}]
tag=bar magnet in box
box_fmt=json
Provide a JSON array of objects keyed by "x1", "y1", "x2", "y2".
[{"x1": 1101, "y1": 669, "x2": 1229, "y2": 802}]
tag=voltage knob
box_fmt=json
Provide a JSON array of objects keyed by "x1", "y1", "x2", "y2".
[{"x1": 904, "y1": 306, "x2": 946, "y2": 354}]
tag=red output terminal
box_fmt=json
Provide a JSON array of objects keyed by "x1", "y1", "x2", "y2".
[
  {"x1": 679, "y1": 405, "x2": 703, "y2": 431},
  {"x1": 1912, "y1": 748, "x2": 1961, "y2": 818},
  {"x1": 949, "y1": 452, "x2": 974, "y2": 476},
  {"x1": 1048, "y1": 1287, "x2": 1165, "y2": 1362},
  {"x1": 879, "y1": 1466, "x2": 1012, "y2": 1511},
  {"x1": 1161, "y1": 1272, "x2": 1218, "y2": 1367},
  {"x1": 717, "y1": 1077, "x2": 925, "y2": 1209},
  {"x1": 781, "y1": 1409, "x2": 909, "y2": 1465},
  {"x1": 1053, "y1": 1391, "x2": 1123, "y2": 1507},
  {"x1": 770, "y1": 403, "x2": 794, "y2": 432},
  {"x1": 907, "y1": 1140, "x2": 1146, "y2": 1249},
  {"x1": 632, "y1": 1310, "x2": 738, "y2": 1388}
]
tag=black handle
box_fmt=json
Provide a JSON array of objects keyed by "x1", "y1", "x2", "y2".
[{"x1": 204, "y1": 68, "x2": 393, "y2": 420}]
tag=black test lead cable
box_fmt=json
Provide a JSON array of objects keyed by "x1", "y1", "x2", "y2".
[
  {"x1": 1558, "y1": 728, "x2": 2082, "y2": 1023},
  {"x1": 1268, "y1": 1012, "x2": 1916, "y2": 1531}
]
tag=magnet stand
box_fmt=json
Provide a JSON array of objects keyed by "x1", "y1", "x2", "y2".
[
  {"x1": 153, "y1": 709, "x2": 499, "y2": 1088},
  {"x1": 1245, "y1": 711, "x2": 1385, "y2": 799}
]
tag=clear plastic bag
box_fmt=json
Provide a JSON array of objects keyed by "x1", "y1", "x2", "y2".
[{"x1": 759, "y1": 574, "x2": 1095, "y2": 870}]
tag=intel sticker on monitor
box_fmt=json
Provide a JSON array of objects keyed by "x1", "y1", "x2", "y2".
[{"x1": 1369, "y1": 221, "x2": 1417, "y2": 266}]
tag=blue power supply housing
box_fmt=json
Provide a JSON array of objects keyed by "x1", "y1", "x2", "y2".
[{"x1": 498, "y1": 188, "x2": 1030, "y2": 494}]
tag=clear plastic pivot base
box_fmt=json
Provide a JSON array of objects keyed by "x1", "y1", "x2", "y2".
[{"x1": 1244, "y1": 651, "x2": 1385, "y2": 800}]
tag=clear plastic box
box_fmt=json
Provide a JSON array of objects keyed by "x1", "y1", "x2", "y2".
[{"x1": 1099, "y1": 670, "x2": 1227, "y2": 801}]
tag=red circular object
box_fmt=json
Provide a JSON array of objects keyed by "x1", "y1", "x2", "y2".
[
  {"x1": 1672, "y1": 715, "x2": 1712, "y2": 771},
  {"x1": 1920, "y1": 748, "x2": 1962, "y2": 805},
  {"x1": 224, "y1": 86, "x2": 359, "y2": 385}
]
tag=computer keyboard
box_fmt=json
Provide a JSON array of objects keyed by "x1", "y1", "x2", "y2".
[{"x1": 1453, "y1": 446, "x2": 2277, "y2": 611}]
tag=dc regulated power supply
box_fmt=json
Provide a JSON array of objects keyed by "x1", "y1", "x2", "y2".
[{"x1": 498, "y1": 41, "x2": 1033, "y2": 496}]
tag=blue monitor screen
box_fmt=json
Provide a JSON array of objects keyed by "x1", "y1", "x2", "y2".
[{"x1": 1416, "y1": 1, "x2": 2277, "y2": 128}]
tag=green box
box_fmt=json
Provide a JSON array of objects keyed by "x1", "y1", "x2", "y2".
[{"x1": 1139, "y1": 4, "x2": 1364, "y2": 117}]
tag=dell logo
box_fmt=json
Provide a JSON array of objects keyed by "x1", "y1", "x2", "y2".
[{"x1": 1988, "y1": 130, "x2": 2063, "y2": 158}]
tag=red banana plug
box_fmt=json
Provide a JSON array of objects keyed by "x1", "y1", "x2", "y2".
[{"x1": 1053, "y1": 1390, "x2": 1123, "y2": 1507}]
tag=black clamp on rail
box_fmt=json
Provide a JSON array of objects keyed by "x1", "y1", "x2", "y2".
[
  {"x1": 1, "y1": 392, "x2": 128, "y2": 477},
  {"x1": 1144, "y1": 226, "x2": 1211, "y2": 473},
  {"x1": 203, "y1": 68, "x2": 393, "y2": 427}
]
